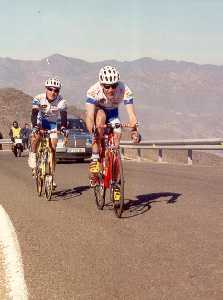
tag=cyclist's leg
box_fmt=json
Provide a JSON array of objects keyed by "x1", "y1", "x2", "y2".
[
  {"x1": 89, "y1": 109, "x2": 106, "y2": 186},
  {"x1": 49, "y1": 137, "x2": 57, "y2": 174},
  {"x1": 107, "y1": 109, "x2": 121, "y2": 148},
  {"x1": 107, "y1": 112, "x2": 122, "y2": 183},
  {"x1": 49, "y1": 128, "x2": 58, "y2": 188},
  {"x1": 28, "y1": 132, "x2": 41, "y2": 169},
  {"x1": 42, "y1": 120, "x2": 57, "y2": 174}
]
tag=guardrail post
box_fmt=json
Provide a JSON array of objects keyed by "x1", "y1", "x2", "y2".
[
  {"x1": 121, "y1": 147, "x2": 125, "y2": 159},
  {"x1": 187, "y1": 149, "x2": 193, "y2": 165},
  {"x1": 158, "y1": 149, "x2": 163, "y2": 163},
  {"x1": 137, "y1": 148, "x2": 141, "y2": 161}
]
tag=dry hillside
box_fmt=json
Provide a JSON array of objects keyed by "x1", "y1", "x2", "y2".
[{"x1": 0, "y1": 88, "x2": 84, "y2": 138}]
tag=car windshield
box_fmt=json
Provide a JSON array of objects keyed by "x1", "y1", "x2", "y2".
[{"x1": 58, "y1": 118, "x2": 87, "y2": 131}]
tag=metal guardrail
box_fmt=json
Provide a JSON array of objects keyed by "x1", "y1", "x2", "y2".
[
  {"x1": 120, "y1": 138, "x2": 223, "y2": 165},
  {"x1": 0, "y1": 139, "x2": 12, "y2": 145},
  {"x1": 1, "y1": 138, "x2": 223, "y2": 165},
  {"x1": 0, "y1": 138, "x2": 12, "y2": 151}
]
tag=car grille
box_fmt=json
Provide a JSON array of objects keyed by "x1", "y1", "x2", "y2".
[{"x1": 66, "y1": 138, "x2": 86, "y2": 147}]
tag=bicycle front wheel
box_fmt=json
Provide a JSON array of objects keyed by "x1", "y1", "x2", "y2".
[
  {"x1": 44, "y1": 155, "x2": 53, "y2": 201},
  {"x1": 111, "y1": 152, "x2": 124, "y2": 218},
  {"x1": 36, "y1": 168, "x2": 43, "y2": 196},
  {"x1": 45, "y1": 174, "x2": 53, "y2": 201},
  {"x1": 94, "y1": 171, "x2": 106, "y2": 210}
]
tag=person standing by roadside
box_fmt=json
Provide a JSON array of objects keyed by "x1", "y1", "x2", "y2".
[
  {"x1": 21, "y1": 123, "x2": 31, "y2": 150},
  {"x1": 9, "y1": 121, "x2": 22, "y2": 143}
]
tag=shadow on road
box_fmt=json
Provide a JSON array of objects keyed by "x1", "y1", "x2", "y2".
[
  {"x1": 52, "y1": 185, "x2": 90, "y2": 201},
  {"x1": 123, "y1": 192, "x2": 182, "y2": 218}
]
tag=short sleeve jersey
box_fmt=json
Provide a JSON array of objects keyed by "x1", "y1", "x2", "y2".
[
  {"x1": 86, "y1": 81, "x2": 134, "y2": 110},
  {"x1": 32, "y1": 93, "x2": 67, "y2": 123}
]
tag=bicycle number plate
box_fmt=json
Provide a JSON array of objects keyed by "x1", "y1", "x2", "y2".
[{"x1": 67, "y1": 147, "x2": 85, "y2": 153}]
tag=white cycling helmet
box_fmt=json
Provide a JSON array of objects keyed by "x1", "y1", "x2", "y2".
[
  {"x1": 99, "y1": 66, "x2": 120, "y2": 84},
  {"x1": 45, "y1": 77, "x2": 62, "y2": 89}
]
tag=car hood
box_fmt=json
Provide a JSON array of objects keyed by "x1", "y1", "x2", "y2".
[
  {"x1": 68, "y1": 130, "x2": 91, "y2": 138},
  {"x1": 56, "y1": 130, "x2": 90, "y2": 139}
]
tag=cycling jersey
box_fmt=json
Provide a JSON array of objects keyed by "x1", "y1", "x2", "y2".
[
  {"x1": 32, "y1": 93, "x2": 67, "y2": 125},
  {"x1": 86, "y1": 81, "x2": 134, "y2": 110}
]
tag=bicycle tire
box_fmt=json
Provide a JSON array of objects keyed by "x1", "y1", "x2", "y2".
[
  {"x1": 36, "y1": 168, "x2": 43, "y2": 196},
  {"x1": 36, "y1": 148, "x2": 45, "y2": 197},
  {"x1": 45, "y1": 174, "x2": 53, "y2": 201},
  {"x1": 111, "y1": 152, "x2": 124, "y2": 218},
  {"x1": 94, "y1": 171, "x2": 106, "y2": 209},
  {"x1": 44, "y1": 152, "x2": 54, "y2": 201}
]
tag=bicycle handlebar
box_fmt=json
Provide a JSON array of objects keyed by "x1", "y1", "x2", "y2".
[
  {"x1": 97, "y1": 122, "x2": 139, "y2": 129},
  {"x1": 33, "y1": 128, "x2": 69, "y2": 137}
]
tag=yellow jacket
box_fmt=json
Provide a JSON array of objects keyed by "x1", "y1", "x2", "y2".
[{"x1": 11, "y1": 127, "x2": 21, "y2": 138}]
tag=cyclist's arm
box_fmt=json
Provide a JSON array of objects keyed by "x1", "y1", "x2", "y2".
[
  {"x1": 85, "y1": 84, "x2": 98, "y2": 133},
  {"x1": 9, "y1": 129, "x2": 13, "y2": 141},
  {"x1": 85, "y1": 102, "x2": 96, "y2": 134},
  {"x1": 31, "y1": 108, "x2": 39, "y2": 127},
  {"x1": 60, "y1": 110, "x2": 67, "y2": 128},
  {"x1": 31, "y1": 97, "x2": 40, "y2": 127},
  {"x1": 58, "y1": 98, "x2": 67, "y2": 129},
  {"x1": 123, "y1": 84, "x2": 137, "y2": 128},
  {"x1": 125, "y1": 103, "x2": 137, "y2": 128}
]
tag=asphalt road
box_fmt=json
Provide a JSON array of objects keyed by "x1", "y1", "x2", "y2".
[{"x1": 0, "y1": 152, "x2": 223, "y2": 299}]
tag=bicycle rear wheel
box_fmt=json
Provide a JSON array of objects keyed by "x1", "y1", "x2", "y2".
[{"x1": 111, "y1": 152, "x2": 124, "y2": 218}]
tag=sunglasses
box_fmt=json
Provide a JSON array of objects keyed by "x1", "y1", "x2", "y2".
[
  {"x1": 47, "y1": 87, "x2": 60, "y2": 93},
  {"x1": 103, "y1": 83, "x2": 118, "y2": 90}
]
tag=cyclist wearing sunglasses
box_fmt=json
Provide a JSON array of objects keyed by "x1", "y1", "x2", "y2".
[
  {"x1": 28, "y1": 77, "x2": 68, "y2": 188},
  {"x1": 85, "y1": 65, "x2": 141, "y2": 186}
]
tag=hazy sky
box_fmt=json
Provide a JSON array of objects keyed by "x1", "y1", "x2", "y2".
[{"x1": 1, "y1": 0, "x2": 223, "y2": 64}]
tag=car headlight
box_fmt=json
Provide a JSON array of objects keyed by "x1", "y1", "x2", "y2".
[{"x1": 86, "y1": 137, "x2": 92, "y2": 147}]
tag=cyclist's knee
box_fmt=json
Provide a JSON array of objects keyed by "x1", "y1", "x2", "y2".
[{"x1": 96, "y1": 109, "x2": 106, "y2": 122}]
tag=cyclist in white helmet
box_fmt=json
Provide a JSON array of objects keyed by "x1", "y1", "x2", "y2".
[
  {"x1": 85, "y1": 65, "x2": 141, "y2": 186},
  {"x1": 28, "y1": 77, "x2": 68, "y2": 188}
]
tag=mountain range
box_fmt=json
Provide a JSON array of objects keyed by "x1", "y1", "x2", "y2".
[{"x1": 1, "y1": 54, "x2": 223, "y2": 139}]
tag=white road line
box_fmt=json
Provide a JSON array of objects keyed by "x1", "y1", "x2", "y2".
[{"x1": 0, "y1": 205, "x2": 28, "y2": 299}]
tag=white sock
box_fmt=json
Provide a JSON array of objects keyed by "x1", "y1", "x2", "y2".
[{"x1": 91, "y1": 153, "x2": 99, "y2": 161}]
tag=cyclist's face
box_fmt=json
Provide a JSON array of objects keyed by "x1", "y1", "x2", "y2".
[
  {"x1": 46, "y1": 87, "x2": 60, "y2": 101},
  {"x1": 102, "y1": 83, "x2": 118, "y2": 98}
]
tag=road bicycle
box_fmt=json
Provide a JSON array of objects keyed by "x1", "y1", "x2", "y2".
[
  {"x1": 93, "y1": 123, "x2": 132, "y2": 218},
  {"x1": 35, "y1": 129, "x2": 67, "y2": 200}
]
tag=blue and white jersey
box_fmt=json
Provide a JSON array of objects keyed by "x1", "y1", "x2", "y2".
[
  {"x1": 32, "y1": 93, "x2": 67, "y2": 125},
  {"x1": 86, "y1": 81, "x2": 134, "y2": 110}
]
